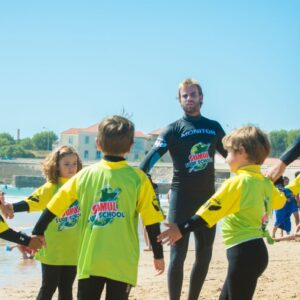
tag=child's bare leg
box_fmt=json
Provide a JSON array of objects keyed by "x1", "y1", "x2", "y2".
[
  {"x1": 272, "y1": 226, "x2": 278, "y2": 238},
  {"x1": 274, "y1": 233, "x2": 296, "y2": 242},
  {"x1": 293, "y1": 211, "x2": 300, "y2": 226}
]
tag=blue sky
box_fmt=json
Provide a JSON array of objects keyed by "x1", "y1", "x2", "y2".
[{"x1": 0, "y1": 1, "x2": 299, "y2": 139}]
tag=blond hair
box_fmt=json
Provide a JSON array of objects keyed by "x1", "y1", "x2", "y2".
[
  {"x1": 42, "y1": 145, "x2": 82, "y2": 183},
  {"x1": 97, "y1": 115, "x2": 134, "y2": 155},
  {"x1": 222, "y1": 126, "x2": 270, "y2": 164},
  {"x1": 178, "y1": 78, "x2": 203, "y2": 99}
]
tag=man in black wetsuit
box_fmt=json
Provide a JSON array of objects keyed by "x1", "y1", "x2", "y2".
[
  {"x1": 266, "y1": 135, "x2": 300, "y2": 181},
  {"x1": 140, "y1": 78, "x2": 227, "y2": 300}
]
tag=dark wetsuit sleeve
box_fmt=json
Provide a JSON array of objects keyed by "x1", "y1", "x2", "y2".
[
  {"x1": 215, "y1": 123, "x2": 227, "y2": 158},
  {"x1": 13, "y1": 201, "x2": 29, "y2": 212},
  {"x1": 140, "y1": 128, "x2": 171, "y2": 173},
  {"x1": 177, "y1": 215, "x2": 208, "y2": 235},
  {"x1": 145, "y1": 223, "x2": 163, "y2": 259},
  {"x1": 280, "y1": 135, "x2": 300, "y2": 166},
  {"x1": 32, "y1": 208, "x2": 56, "y2": 235},
  {"x1": 0, "y1": 228, "x2": 31, "y2": 245}
]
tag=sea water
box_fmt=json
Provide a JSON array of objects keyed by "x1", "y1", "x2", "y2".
[
  {"x1": 0, "y1": 185, "x2": 40, "y2": 288},
  {"x1": 0, "y1": 186, "x2": 170, "y2": 288}
]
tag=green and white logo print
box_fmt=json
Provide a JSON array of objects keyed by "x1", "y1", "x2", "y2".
[
  {"x1": 89, "y1": 186, "x2": 125, "y2": 227},
  {"x1": 55, "y1": 200, "x2": 81, "y2": 231},
  {"x1": 185, "y1": 142, "x2": 212, "y2": 173}
]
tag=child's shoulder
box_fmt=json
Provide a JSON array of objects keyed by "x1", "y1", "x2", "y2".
[
  {"x1": 37, "y1": 181, "x2": 57, "y2": 192},
  {"x1": 129, "y1": 166, "x2": 148, "y2": 179},
  {"x1": 224, "y1": 174, "x2": 245, "y2": 185},
  {"x1": 219, "y1": 174, "x2": 249, "y2": 192}
]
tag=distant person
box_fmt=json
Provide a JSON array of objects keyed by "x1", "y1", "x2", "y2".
[
  {"x1": 283, "y1": 176, "x2": 299, "y2": 227},
  {"x1": 272, "y1": 177, "x2": 292, "y2": 238},
  {"x1": 0, "y1": 192, "x2": 41, "y2": 252},
  {"x1": 0, "y1": 145, "x2": 83, "y2": 300},
  {"x1": 294, "y1": 171, "x2": 300, "y2": 207},
  {"x1": 266, "y1": 135, "x2": 300, "y2": 181},
  {"x1": 158, "y1": 126, "x2": 286, "y2": 300},
  {"x1": 166, "y1": 189, "x2": 171, "y2": 203},
  {"x1": 31, "y1": 115, "x2": 165, "y2": 300},
  {"x1": 140, "y1": 78, "x2": 227, "y2": 300},
  {"x1": 275, "y1": 172, "x2": 300, "y2": 242}
]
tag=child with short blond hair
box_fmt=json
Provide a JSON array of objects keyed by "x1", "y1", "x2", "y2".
[
  {"x1": 32, "y1": 115, "x2": 165, "y2": 300},
  {"x1": 158, "y1": 126, "x2": 286, "y2": 300}
]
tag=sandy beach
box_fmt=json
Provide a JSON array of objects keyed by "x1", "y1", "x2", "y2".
[{"x1": 1, "y1": 235, "x2": 299, "y2": 299}]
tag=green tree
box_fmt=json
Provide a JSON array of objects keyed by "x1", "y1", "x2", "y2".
[
  {"x1": 0, "y1": 133, "x2": 15, "y2": 147},
  {"x1": 287, "y1": 129, "x2": 300, "y2": 147},
  {"x1": 18, "y1": 137, "x2": 34, "y2": 150},
  {"x1": 269, "y1": 130, "x2": 288, "y2": 157},
  {"x1": 32, "y1": 131, "x2": 58, "y2": 150},
  {"x1": 0, "y1": 145, "x2": 35, "y2": 158}
]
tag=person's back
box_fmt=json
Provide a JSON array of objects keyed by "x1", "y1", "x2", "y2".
[
  {"x1": 73, "y1": 159, "x2": 162, "y2": 284},
  {"x1": 32, "y1": 115, "x2": 165, "y2": 300}
]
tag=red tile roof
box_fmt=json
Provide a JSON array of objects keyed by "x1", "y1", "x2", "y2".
[
  {"x1": 61, "y1": 128, "x2": 82, "y2": 134},
  {"x1": 84, "y1": 124, "x2": 99, "y2": 133},
  {"x1": 149, "y1": 128, "x2": 162, "y2": 135},
  {"x1": 135, "y1": 131, "x2": 149, "y2": 138}
]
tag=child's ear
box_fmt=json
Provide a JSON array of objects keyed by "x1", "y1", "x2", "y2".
[{"x1": 238, "y1": 146, "x2": 246, "y2": 155}]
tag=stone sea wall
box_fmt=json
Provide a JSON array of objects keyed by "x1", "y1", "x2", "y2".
[
  {"x1": 2, "y1": 158, "x2": 299, "y2": 190},
  {"x1": 0, "y1": 159, "x2": 174, "y2": 188}
]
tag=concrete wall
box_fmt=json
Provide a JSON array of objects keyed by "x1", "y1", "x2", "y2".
[
  {"x1": 2, "y1": 158, "x2": 299, "y2": 188},
  {"x1": 0, "y1": 159, "x2": 43, "y2": 184},
  {"x1": 14, "y1": 175, "x2": 46, "y2": 188}
]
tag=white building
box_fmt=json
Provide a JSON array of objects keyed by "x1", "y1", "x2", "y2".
[
  {"x1": 60, "y1": 124, "x2": 100, "y2": 161},
  {"x1": 60, "y1": 124, "x2": 155, "y2": 162}
]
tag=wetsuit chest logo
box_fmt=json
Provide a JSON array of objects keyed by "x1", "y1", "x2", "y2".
[
  {"x1": 185, "y1": 142, "x2": 212, "y2": 172},
  {"x1": 88, "y1": 186, "x2": 125, "y2": 227}
]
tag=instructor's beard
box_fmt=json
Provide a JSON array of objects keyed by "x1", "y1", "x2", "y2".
[{"x1": 181, "y1": 101, "x2": 203, "y2": 115}]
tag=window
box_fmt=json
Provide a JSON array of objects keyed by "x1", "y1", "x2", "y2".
[
  {"x1": 68, "y1": 136, "x2": 73, "y2": 144},
  {"x1": 84, "y1": 150, "x2": 89, "y2": 159},
  {"x1": 85, "y1": 136, "x2": 90, "y2": 144},
  {"x1": 96, "y1": 151, "x2": 102, "y2": 159}
]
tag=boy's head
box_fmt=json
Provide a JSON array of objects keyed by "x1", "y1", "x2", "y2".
[
  {"x1": 274, "y1": 176, "x2": 285, "y2": 191},
  {"x1": 283, "y1": 176, "x2": 289, "y2": 186},
  {"x1": 222, "y1": 126, "x2": 270, "y2": 165},
  {"x1": 97, "y1": 115, "x2": 134, "y2": 156}
]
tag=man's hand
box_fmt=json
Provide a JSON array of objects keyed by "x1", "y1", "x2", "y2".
[
  {"x1": 153, "y1": 258, "x2": 165, "y2": 275},
  {"x1": 265, "y1": 160, "x2": 287, "y2": 182},
  {"x1": 157, "y1": 223, "x2": 182, "y2": 246}
]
